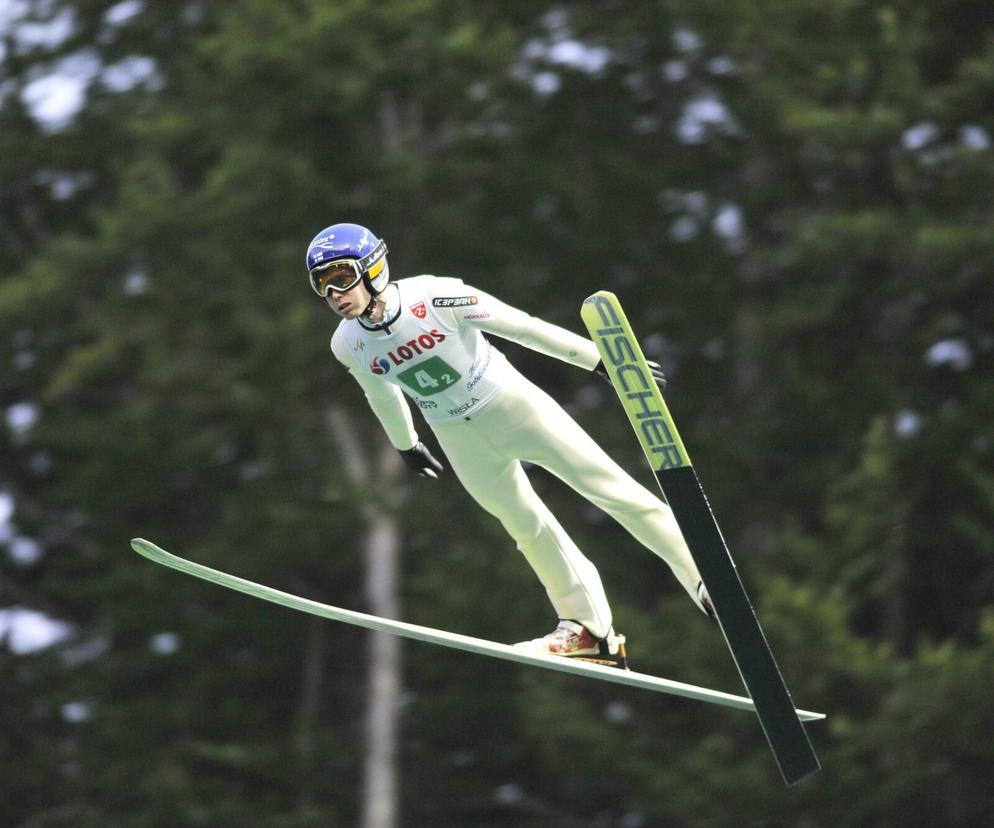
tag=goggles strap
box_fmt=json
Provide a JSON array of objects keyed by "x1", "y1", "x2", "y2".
[{"x1": 356, "y1": 239, "x2": 388, "y2": 272}]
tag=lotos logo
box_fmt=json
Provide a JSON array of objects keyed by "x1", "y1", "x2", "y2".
[
  {"x1": 375, "y1": 329, "x2": 447, "y2": 368},
  {"x1": 410, "y1": 302, "x2": 427, "y2": 319}
]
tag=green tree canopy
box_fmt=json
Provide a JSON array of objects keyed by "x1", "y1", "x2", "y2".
[{"x1": 2, "y1": 1, "x2": 992, "y2": 825}]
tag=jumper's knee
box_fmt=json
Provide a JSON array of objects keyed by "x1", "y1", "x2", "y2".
[{"x1": 500, "y1": 510, "x2": 545, "y2": 547}]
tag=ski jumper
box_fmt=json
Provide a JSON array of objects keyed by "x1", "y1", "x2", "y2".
[{"x1": 330, "y1": 275, "x2": 703, "y2": 638}]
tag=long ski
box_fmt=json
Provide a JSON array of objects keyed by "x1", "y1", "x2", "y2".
[
  {"x1": 131, "y1": 538, "x2": 824, "y2": 721},
  {"x1": 581, "y1": 291, "x2": 822, "y2": 786}
]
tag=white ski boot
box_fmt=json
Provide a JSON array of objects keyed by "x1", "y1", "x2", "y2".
[{"x1": 514, "y1": 620, "x2": 629, "y2": 669}]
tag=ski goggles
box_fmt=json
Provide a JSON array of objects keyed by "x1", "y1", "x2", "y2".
[{"x1": 309, "y1": 239, "x2": 388, "y2": 296}]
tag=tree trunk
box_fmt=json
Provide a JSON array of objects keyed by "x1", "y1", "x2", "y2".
[
  {"x1": 360, "y1": 507, "x2": 402, "y2": 828},
  {"x1": 329, "y1": 406, "x2": 404, "y2": 828}
]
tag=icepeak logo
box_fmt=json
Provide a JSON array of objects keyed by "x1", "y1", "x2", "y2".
[
  {"x1": 370, "y1": 356, "x2": 391, "y2": 375},
  {"x1": 432, "y1": 296, "x2": 478, "y2": 308}
]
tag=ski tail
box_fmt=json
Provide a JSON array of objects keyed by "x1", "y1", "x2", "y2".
[{"x1": 581, "y1": 291, "x2": 822, "y2": 786}]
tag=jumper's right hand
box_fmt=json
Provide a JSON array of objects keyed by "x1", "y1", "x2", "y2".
[
  {"x1": 595, "y1": 359, "x2": 667, "y2": 391},
  {"x1": 398, "y1": 441, "x2": 444, "y2": 479}
]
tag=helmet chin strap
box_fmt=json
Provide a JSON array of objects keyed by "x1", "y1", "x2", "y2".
[
  {"x1": 358, "y1": 282, "x2": 399, "y2": 333},
  {"x1": 360, "y1": 273, "x2": 381, "y2": 318}
]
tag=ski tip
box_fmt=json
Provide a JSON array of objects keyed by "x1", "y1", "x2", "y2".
[
  {"x1": 582, "y1": 289, "x2": 618, "y2": 305},
  {"x1": 130, "y1": 538, "x2": 158, "y2": 556}
]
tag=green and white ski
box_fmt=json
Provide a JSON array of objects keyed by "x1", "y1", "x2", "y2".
[
  {"x1": 131, "y1": 538, "x2": 824, "y2": 721},
  {"x1": 581, "y1": 290, "x2": 822, "y2": 786}
]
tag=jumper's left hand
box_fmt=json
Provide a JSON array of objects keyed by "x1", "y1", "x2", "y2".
[
  {"x1": 398, "y1": 441, "x2": 444, "y2": 479},
  {"x1": 595, "y1": 359, "x2": 667, "y2": 391}
]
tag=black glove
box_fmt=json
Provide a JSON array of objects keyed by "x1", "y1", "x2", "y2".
[
  {"x1": 594, "y1": 359, "x2": 667, "y2": 391},
  {"x1": 398, "y1": 441, "x2": 444, "y2": 479}
]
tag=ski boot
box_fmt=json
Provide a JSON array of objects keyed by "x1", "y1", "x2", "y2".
[{"x1": 514, "y1": 620, "x2": 629, "y2": 670}]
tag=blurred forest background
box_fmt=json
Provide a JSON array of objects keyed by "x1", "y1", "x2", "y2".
[{"x1": 2, "y1": 1, "x2": 994, "y2": 826}]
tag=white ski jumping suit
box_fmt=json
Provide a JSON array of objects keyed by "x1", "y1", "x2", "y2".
[{"x1": 331, "y1": 275, "x2": 703, "y2": 638}]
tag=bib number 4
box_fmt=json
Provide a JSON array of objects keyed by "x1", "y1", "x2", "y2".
[{"x1": 397, "y1": 356, "x2": 460, "y2": 397}]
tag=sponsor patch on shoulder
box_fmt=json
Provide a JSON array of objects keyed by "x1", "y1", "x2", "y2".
[{"x1": 432, "y1": 296, "x2": 478, "y2": 308}]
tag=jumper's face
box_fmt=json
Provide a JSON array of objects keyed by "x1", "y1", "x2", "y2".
[{"x1": 325, "y1": 280, "x2": 372, "y2": 319}]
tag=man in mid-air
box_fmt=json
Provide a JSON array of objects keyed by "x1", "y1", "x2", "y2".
[{"x1": 308, "y1": 222, "x2": 712, "y2": 668}]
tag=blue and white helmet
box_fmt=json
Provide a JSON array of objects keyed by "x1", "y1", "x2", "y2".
[{"x1": 306, "y1": 222, "x2": 390, "y2": 296}]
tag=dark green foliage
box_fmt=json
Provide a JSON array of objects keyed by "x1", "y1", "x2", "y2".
[{"x1": 2, "y1": 0, "x2": 993, "y2": 825}]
